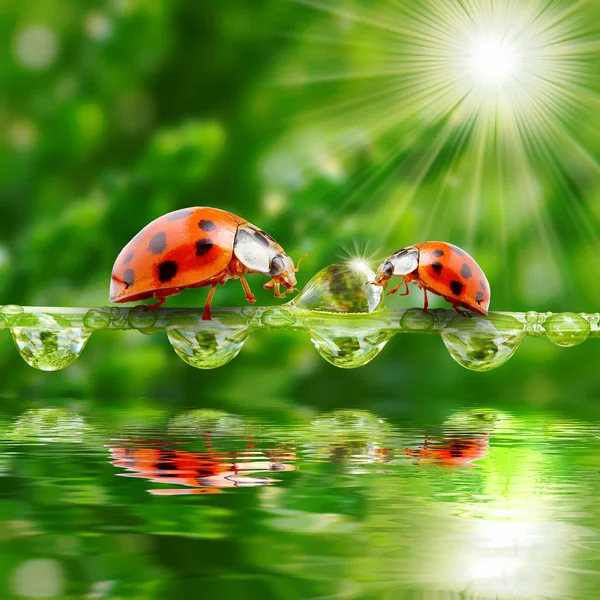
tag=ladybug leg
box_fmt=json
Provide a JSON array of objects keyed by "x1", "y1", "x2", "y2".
[
  {"x1": 202, "y1": 283, "x2": 218, "y2": 321},
  {"x1": 239, "y1": 275, "x2": 257, "y2": 305},
  {"x1": 141, "y1": 295, "x2": 168, "y2": 312},
  {"x1": 273, "y1": 282, "x2": 287, "y2": 299},
  {"x1": 452, "y1": 303, "x2": 472, "y2": 318},
  {"x1": 422, "y1": 288, "x2": 429, "y2": 313},
  {"x1": 387, "y1": 280, "x2": 409, "y2": 296}
]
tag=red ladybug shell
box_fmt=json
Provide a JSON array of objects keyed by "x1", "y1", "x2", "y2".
[
  {"x1": 110, "y1": 207, "x2": 247, "y2": 303},
  {"x1": 415, "y1": 242, "x2": 490, "y2": 315}
]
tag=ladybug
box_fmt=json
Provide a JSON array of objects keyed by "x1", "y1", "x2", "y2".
[
  {"x1": 110, "y1": 207, "x2": 299, "y2": 319},
  {"x1": 373, "y1": 242, "x2": 490, "y2": 316}
]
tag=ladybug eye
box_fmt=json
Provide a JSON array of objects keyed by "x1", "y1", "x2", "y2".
[
  {"x1": 269, "y1": 255, "x2": 285, "y2": 276},
  {"x1": 382, "y1": 260, "x2": 394, "y2": 278}
]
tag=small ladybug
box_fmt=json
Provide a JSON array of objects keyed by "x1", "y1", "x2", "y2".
[
  {"x1": 110, "y1": 207, "x2": 299, "y2": 319},
  {"x1": 373, "y1": 242, "x2": 490, "y2": 316}
]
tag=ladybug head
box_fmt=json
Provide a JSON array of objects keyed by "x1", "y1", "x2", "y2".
[
  {"x1": 266, "y1": 253, "x2": 297, "y2": 290},
  {"x1": 373, "y1": 247, "x2": 419, "y2": 287},
  {"x1": 233, "y1": 224, "x2": 298, "y2": 297}
]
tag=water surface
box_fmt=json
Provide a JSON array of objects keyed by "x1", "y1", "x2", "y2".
[{"x1": 1, "y1": 404, "x2": 600, "y2": 599}]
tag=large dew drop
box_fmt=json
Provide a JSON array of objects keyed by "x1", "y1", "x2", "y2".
[
  {"x1": 544, "y1": 312, "x2": 590, "y2": 347},
  {"x1": 166, "y1": 311, "x2": 250, "y2": 369},
  {"x1": 292, "y1": 262, "x2": 384, "y2": 313},
  {"x1": 11, "y1": 314, "x2": 92, "y2": 371},
  {"x1": 441, "y1": 313, "x2": 525, "y2": 372}
]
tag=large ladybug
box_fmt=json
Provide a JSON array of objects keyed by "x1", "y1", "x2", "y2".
[
  {"x1": 110, "y1": 207, "x2": 299, "y2": 319},
  {"x1": 373, "y1": 242, "x2": 490, "y2": 316}
]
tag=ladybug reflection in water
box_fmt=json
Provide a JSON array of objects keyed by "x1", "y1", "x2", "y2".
[
  {"x1": 373, "y1": 242, "x2": 490, "y2": 316},
  {"x1": 404, "y1": 436, "x2": 490, "y2": 468},
  {"x1": 110, "y1": 207, "x2": 300, "y2": 320},
  {"x1": 108, "y1": 438, "x2": 296, "y2": 495}
]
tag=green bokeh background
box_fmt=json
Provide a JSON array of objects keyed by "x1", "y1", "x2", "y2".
[{"x1": 1, "y1": 0, "x2": 600, "y2": 413}]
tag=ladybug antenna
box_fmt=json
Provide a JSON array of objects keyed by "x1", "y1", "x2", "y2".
[{"x1": 295, "y1": 253, "x2": 308, "y2": 272}]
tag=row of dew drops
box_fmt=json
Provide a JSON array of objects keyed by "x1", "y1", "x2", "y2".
[{"x1": 0, "y1": 263, "x2": 598, "y2": 373}]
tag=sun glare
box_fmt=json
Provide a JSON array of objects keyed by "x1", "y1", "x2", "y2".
[{"x1": 469, "y1": 36, "x2": 517, "y2": 86}]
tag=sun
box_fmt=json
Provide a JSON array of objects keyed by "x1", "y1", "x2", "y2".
[{"x1": 469, "y1": 35, "x2": 517, "y2": 86}]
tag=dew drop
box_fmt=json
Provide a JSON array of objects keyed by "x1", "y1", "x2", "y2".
[
  {"x1": 83, "y1": 308, "x2": 111, "y2": 330},
  {"x1": 307, "y1": 325, "x2": 393, "y2": 368},
  {"x1": 441, "y1": 314, "x2": 524, "y2": 372},
  {"x1": 167, "y1": 315, "x2": 250, "y2": 369},
  {"x1": 109, "y1": 307, "x2": 128, "y2": 328},
  {"x1": 261, "y1": 307, "x2": 296, "y2": 327},
  {"x1": 128, "y1": 306, "x2": 158, "y2": 333},
  {"x1": 544, "y1": 312, "x2": 590, "y2": 347},
  {"x1": 0, "y1": 304, "x2": 24, "y2": 327},
  {"x1": 525, "y1": 311, "x2": 539, "y2": 324},
  {"x1": 400, "y1": 308, "x2": 435, "y2": 331},
  {"x1": 292, "y1": 262, "x2": 383, "y2": 313},
  {"x1": 11, "y1": 314, "x2": 91, "y2": 371}
]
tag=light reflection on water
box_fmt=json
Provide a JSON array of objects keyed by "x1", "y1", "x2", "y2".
[{"x1": 1, "y1": 406, "x2": 600, "y2": 599}]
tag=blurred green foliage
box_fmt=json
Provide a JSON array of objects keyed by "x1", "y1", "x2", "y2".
[{"x1": 0, "y1": 0, "x2": 600, "y2": 410}]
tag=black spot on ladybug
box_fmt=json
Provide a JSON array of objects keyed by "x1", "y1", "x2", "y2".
[
  {"x1": 123, "y1": 251, "x2": 134, "y2": 265},
  {"x1": 148, "y1": 231, "x2": 167, "y2": 254},
  {"x1": 460, "y1": 263, "x2": 472, "y2": 278},
  {"x1": 196, "y1": 238, "x2": 213, "y2": 257},
  {"x1": 431, "y1": 261, "x2": 443, "y2": 275},
  {"x1": 480, "y1": 280, "x2": 487, "y2": 290},
  {"x1": 451, "y1": 245, "x2": 466, "y2": 256},
  {"x1": 166, "y1": 208, "x2": 194, "y2": 222},
  {"x1": 432, "y1": 249, "x2": 444, "y2": 257},
  {"x1": 123, "y1": 269, "x2": 135, "y2": 289},
  {"x1": 157, "y1": 261, "x2": 178, "y2": 282},
  {"x1": 476, "y1": 291, "x2": 484, "y2": 304},
  {"x1": 450, "y1": 280, "x2": 463, "y2": 295},
  {"x1": 199, "y1": 219, "x2": 216, "y2": 232}
]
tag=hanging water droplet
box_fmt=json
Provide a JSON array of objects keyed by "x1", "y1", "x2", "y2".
[
  {"x1": 11, "y1": 314, "x2": 91, "y2": 371},
  {"x1": 307, "y1": 324, "x2": 393, "y2": 368},
  {"x1": 544, "y1": 312, "x2": 590, "y2": 347},
  {"x1": 292, "y1": 262, "x2": 383, "y2": 313},
  {"x1": 83, "y1": 307, "x2": 111, "y2": 330},
  {"x1": 400, "y1": 308, "x2": 435, "y2": 331},
  {"x1": 0, "y1": 304, "x2": 24, "y2": 327},
  {"x1": 167, "y1": 313, "x2": 250, "y2": 369},
  {"x1": 441, "y1": 314, "x2": 524, "y2": 372}
]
